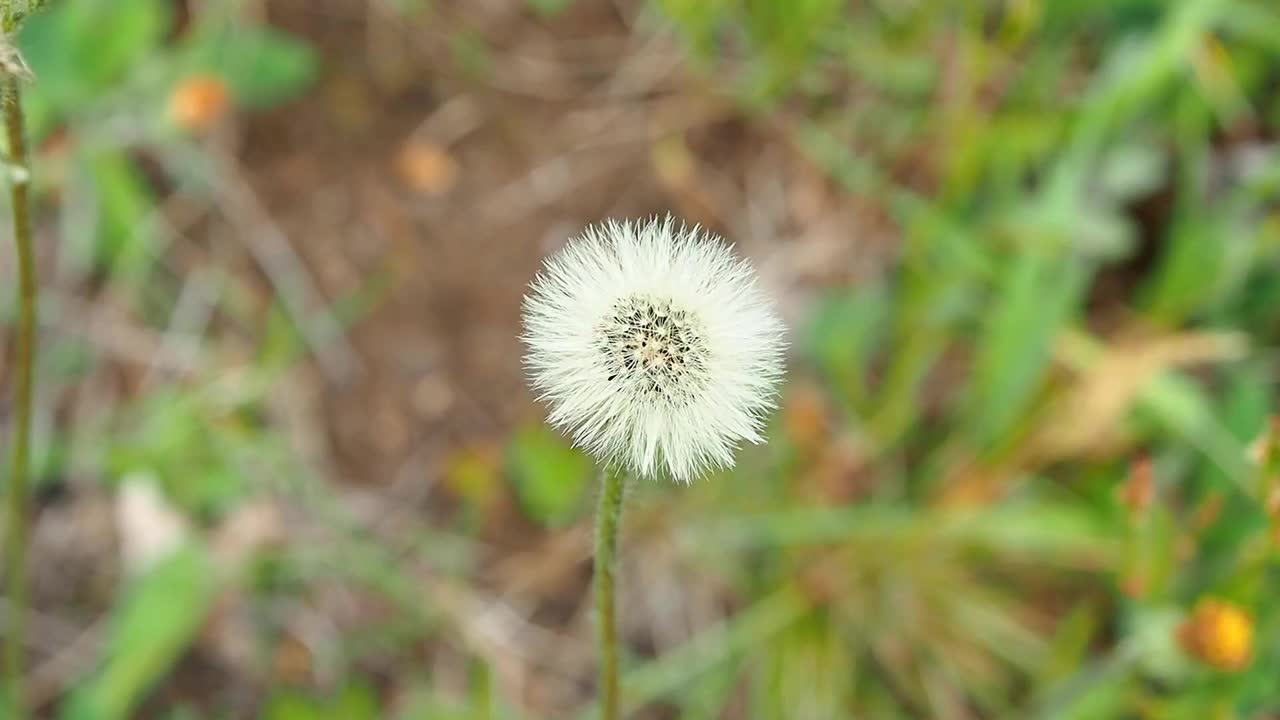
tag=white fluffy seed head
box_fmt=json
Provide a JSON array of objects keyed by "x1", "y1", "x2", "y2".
[{"x1": 521, "y1": 217, "x2": 786, "y2": 483}]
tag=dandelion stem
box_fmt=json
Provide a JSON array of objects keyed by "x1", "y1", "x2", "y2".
[
  {"x1": 594, "y1": 467, "x2": 626, "y2": 720},
  {"x1": 2, "y1": 70, "x2": 34, "y2": 720}
]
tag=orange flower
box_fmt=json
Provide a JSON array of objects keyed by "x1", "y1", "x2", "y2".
[
  {"x1": 167, "y1": 75, "x2": 230, "y2": 131},
  {"x1": 1178, "y1": 599, "x2": 1254, "y2": 671},
  {"x1": 394, "y1": 139, "x2": 458, "y2": 195}
]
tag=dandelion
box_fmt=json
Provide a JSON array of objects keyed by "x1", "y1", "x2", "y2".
[
  {"x1": 1178, "y1": 598, "x2": 1254, "y2": 671},
  {"x1": 521, "y1": 216, "x2": 786, "y2": 483},
  {"x1": 521, "y1": 216, "x2": 785, "y2": 719}
]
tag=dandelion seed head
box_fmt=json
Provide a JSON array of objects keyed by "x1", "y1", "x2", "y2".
[
  {"x1": 521, "y1": 216, "x2": 786, "y2": 483},
  {"x1": 597, "y1": 294, "x2": 710, "y2": 405}
]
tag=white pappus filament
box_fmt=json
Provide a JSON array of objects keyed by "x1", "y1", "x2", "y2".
[{"x1": 521, "y1": 217, "x2": 786, "y2": 483}]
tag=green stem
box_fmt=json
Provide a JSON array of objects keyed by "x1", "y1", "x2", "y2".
[
  {"x1": 3, "y1": 73, "x2": 33, "y2": 720},
  {"x1": 594, "y1": 467, "x2": 626, "y2": 720}
]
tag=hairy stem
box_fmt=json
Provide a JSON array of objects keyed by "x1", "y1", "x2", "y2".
[
  {"x1": 3, "y1": 72, "x2": 34, "y2": 720},
  {"x1": 594, "y1": 467, "x2": 626, "y2": 720}
]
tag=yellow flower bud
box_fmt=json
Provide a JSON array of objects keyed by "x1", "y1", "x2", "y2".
[{"x1": 1178, "y1": 599, "x2": 1253, "y2": 671}]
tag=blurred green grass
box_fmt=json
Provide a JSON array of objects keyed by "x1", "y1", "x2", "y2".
[{"x1": 3, "y1": 0, "x2": 1280, "y2": 718}]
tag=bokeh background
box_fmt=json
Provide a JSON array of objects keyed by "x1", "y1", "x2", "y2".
[{"x1": 2, "y1": 0, "x2": 1280, "y2": 717}]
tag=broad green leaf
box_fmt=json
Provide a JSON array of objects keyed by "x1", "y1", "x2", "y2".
[
  {"x1": 18, "y1": 0, "x2": 168, "y2": 131},
  {"x1": 66, "y1": 0, "x2": 168, "y2": 89},
  {"x1": 507, "y1": 423, "x2": 591, "y2": 528}
]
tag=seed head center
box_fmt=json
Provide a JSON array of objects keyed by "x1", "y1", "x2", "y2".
[{"x1": 598, "y1": 295, "x2": 709, "y2": 402}]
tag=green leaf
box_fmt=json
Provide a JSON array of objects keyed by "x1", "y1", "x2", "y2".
[
  {"x1": 1035, "y1": 602, "x2": 1102, "y2": 690},
  {"x1": 507, "y1": 423, "x2": 592, "y2": 528},
  {"x1": 265, "y1": 695, "x2": 322, "y2": 720},
  {"x1": 695, "y1": 502, "x2": 1118, "y2": 564},
  {"x1": 1138, "y1": 371, "x2": 1253, "y2": 496},
  {"x1": 967, "y1": 247, "x2": 1087, "y2": 454},
  {"x1": 64, "y1": 544, "x2": 215, "y2": 720},
  {"x1": 805, "y1": 283, "x2": 888, "y2": 413},
  {"x1": 106, "y1": 390, "x2": 251, "y2": 519},
  {"x1": 654, "y1": 0, "x2": 733, "y2": 59},
  {"x1": 1027, "y1": 642, "x2": 1140, "y2": 720},
  {"x1": 266, "y1": 685, "x2": 380, "y2": 720},
  {"x1": 1145, "y1": 218, "x2": 1226, "y2": 321},
  {"x1": 68, "y1": 0, "x2": 168, "y2": 88},
  {"x1": 18, "y1": 0, "x2": 168, "y2": 131},
  {"x1": 190, "y1": 25, "x2": 318, "y2": 109},
  {"x1": 528, "y1": 0, "x2": 574, "y2": 17},
  {"x1": 572, "y1": 588, "x2": 809, "y2": 720},
  {"x1": 15, "y1": 9, "x2": 82, "y2": 134},
  {"x1": 83, "y1": 150, "x2": 157, "y2": 283}
]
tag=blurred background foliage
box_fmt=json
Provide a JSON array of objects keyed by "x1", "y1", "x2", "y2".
[{"x1": 2, "y1": 0, "x2": 1280, "y2": 718}]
